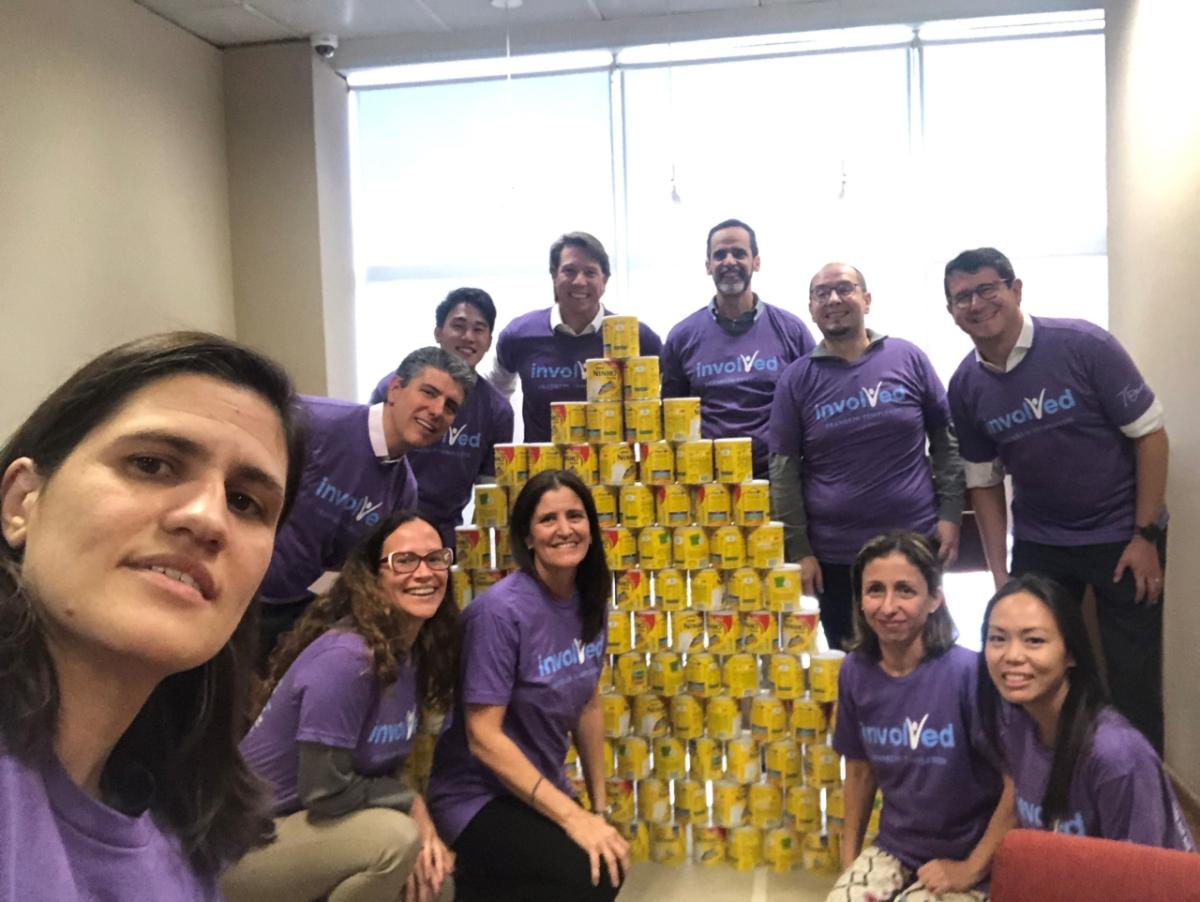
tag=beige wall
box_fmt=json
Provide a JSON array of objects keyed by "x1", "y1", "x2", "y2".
[
  {"x1": 0, "y1": 0, "x2": 233, "y2": 438},
  {"x1": 1106, "y1": 0, "x2": 1200, "y2": 791}
]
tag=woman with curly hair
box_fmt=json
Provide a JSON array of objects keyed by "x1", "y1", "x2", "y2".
[{"x1": 223, "y1": 511, "x2": 460, "y2": 902}]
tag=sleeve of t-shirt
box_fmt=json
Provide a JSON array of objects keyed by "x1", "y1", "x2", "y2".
[
  {"x1": 293, "y1": 636, "x2": 376, "y2": 749},
  {"x1": 1086, "y1": 752, "x2": 1174, "y2": 846},
  {"x1": 369, "y1": 373, "x2": 394, "y2": 405},
  {"x1": 660, "y1": 327, "x2": 690, "y2": 399},
  {"x1": 786, "y1": 314, "x2": 817, "y2": 357},
  {"x1": 948, "y1": 375, "x2": 997, "y2": 464},
  {"x1": 494, "y1": 326, "x2": 517, "y2": 380},
  {"x1": 768, "y1": 362, "x2": 805, "y2": 455},
  {"x1": 915, "y1": 348, "x2": 951, "y2": 431},
  {"x1": 831, "y1": 658, "x2": 865, "y2": 760},
  {"x1": 461, "y1": 602, "x2": 521, "y2": 707},
  {"x1": 961, "y1": 651, "x2": 1002, "y2": 770},
  {"x1": 1081, "y1": 329, "x2": 1157, "y2": 429},
  {"x1": 639, "y1": 323, "x2": 664, "y2": 357}
]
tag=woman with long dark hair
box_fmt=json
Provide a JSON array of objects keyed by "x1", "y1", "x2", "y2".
[
  {"x1": 223, "y1": 511, "x2": 460, "y2": 901},
  {"x1": 980, "y1": 573, "x2": 1193, "y2": 850},
  {"x1": 426, "y1": 469, "x2": 629, "y2": 901},
  {"x1": 828, "y1": 531, "x2": 1014, "y2": 902},
  {"x1": 0, "y1": 332, "x2": 306, "y2": 899}
]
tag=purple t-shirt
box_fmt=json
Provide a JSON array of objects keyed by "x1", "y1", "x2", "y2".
[
  {"x1": 241, "y1": 630, "x2": 420, "y2": 816},
  {"x1": 1001, "y1": 705, "x2": 1195, "y2": 851},
  {"x1": 769, "y1": 337, "x2": 950, "y2": 563},
  {"x1": 661, "y1": 301, "x2": 816, "y2": 478},
  {"x1": 259, "y1": 397, "x2": 417, "y2": 601},
  {"x1": 948, "y1": 317, "x2": 1156, "y2": 546},
  {"x1": 425, "y1": 570, "x2": 606, "y2": 843},
  {"x1": 495, "y1": 307, "x2": 663, "y2": 442},
  {"x1": 371, "y1": 372, "x2": 515, "y2": 547},
  {"x1": 832, "y1": 645, "x2": 1002, "y2": 870},
  {"x1": 0, "y1": 747, "x2": 217, "y2": 900}
]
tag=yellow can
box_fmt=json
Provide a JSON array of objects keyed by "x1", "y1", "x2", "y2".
[
  {"x1": 633, "y1": 695, "x2": 670, "y2": 738},
  {"x1": 705, "y1": 695, "x2": 742, "y2": 741},
  {"x1": 606, "y1": 778, "x2": 635, "y2": 823},
  {"x1": 601, "y1": 315, "x2": 640, "y2": 360},
  {"x1": 615, "y1": 569, "x2": 649, "y2": 611},
  {"x1": 563, "y1": 443, "x2": 599, "y2": 485},
  {"x1": 692, "y1": 482, "x2": 731, "y2": 527},
  {"x1": 670, "y1": 695, "x2": 705, "y2": 741},
  {"x1": 723, "y1": 653, "x2": 760, "y2": 699},
  {"x1": 623, "y1": 355, "x2": 660, "y2": 399},
  {"x1": 586, "y1": 400, "x2": 623, "y2": 444},
  {"x1": 455, "y1": 525, "x2": 486, "y2": 570},
  {"x1": 805, "y1": 743, "x2": 841, "y2": 789},
  {"x1": 637, "y1": 441, "x2": 675, "y2": 485},
  {"x1": 599, "y1": 658, "x2": 614, "y2": 694},
  {"x1": 766, "y1": 654, "x2": 805, "y2": 701},
  {"x1": 602, "y1": 526, "x2": 637, "y2": 571},
  {"x1": 684, "y1": 651, "x2": 721, "y2": 697},
  {"x1": 764, "y1": 564, "x2": 803, "y2": 613},
  {"x1": 747, "y1": 521, "x2": 785, "y2": 570},
  {"x1": 618, "y1": 483, "x2": 655, "y2": 528},
  {"x1": 591, "y1": 485, "x2": 619, "y2": 527},
  {"x1": 623, "y1": 400, "x2": 662, "y2": 443},
  {"x1": 637, "y1": 525, "x2": 672, "y2": 571},
  {"x1": 654, "y1": 483, "x2": 691, "y2": 525},
  {"x1": 450, "y1": 566, "x2": 473, "y2": 610},
  {"x1": 690, "y1": 737, "x2": 723, "y2": 782},
  {"x1": 739, "y1": 611, "x2": 776, "y2": 655},
  {"x1": 601, "y1": 692, "x2": 630, "y2": 738},
  {"x1": 549, "y1": 401, "x2": 589, "y2": 445},
  {"x1": 705, "y1": 610, "x2": 739, "y2": 654},
  {"x1": 764, "y1": 827, "x2": 799, "y2": 873},
  {"x1": 809, "y1": 651, "x2": 845, "y2": 703},
  {"x1": 712, "y1": 780, "x2": 749, "y2": 828},
  {"x1": 633, "y1": 609, "x2": 667, "y2": 652},
  {"x1": 726, "y1": 734, "x2": 761, "y2": 784},
  {"x1": 654, "y1": 569, "x2": 686, "y2": 611},
  {"x1": 671, "y1": 526, "x2": 709, "y2": 571},
  {"x1": 662, "y1": 397, "x2": 702, "y2": 443},
  {"x1": 802, "y1": 832, "x2": 836, "y2": 875},
  {"x1": 605, "y1": 610, "x2": 632, "y2": 656},
  {"x1": 493, "y1": 528, "x2": 513, "y2": 569},
  {"x1": 598, "y1": 442, "x2": 637, "y2": 486},
  {"x1": 826, "y1": 787, "x2": 845, "y2": 830},
  {"x1": 493, "y1": 443, "x2": 528, "y2": 485},
  {"x1": 714, "y1": 437, "x2": 754, "y2": 484},
  {"x1": 764, "y1": 740, "x2": 802, "y2": 788},
  {"x1": 787, "y1": 786, "x2": 821, "y2": 834},
  {"x1": 614, "y1": 652, "x2": 649, "y2": 696},
  {"x1": 790, "y1": 695, "x2": 828, "y2": 742},
  {"x1": 710, "y1": 525, "x2": 745, "y2": 570},
  {"x1": 471, "y1": 568, "x2": 505, "y2": 593},
  {"x1": 690, "y1": 568, "x2": 725, "y2": 612},
  {"x1": 750, "y1": 694, "x2": 788, "y2": 743},
  {"x1": 781, "y1": 610, "x2": 821, "y2": 654},
  {"x1": 729, "y1": 825, "x2": 762, "y2": 871},
  {"x1": 675, "y1": 440, "x2": 714, "y2": 484},
  {"x1": 648, "y1": 651, "x2": 683, "y2": 695},
  {"x1": 472, "y1": 484, "x2": 508, "y2": 529},
  {"x1": 749, "y1": 782, "x2": 784, "y2": 830},
  {"x1": 526, "y1": 443, "x2": 563, "y2": 477},
  {"x1": 652, "y1": 737, "x2": 685, "y2": 781},
  {"x1": 732, "y1": 480, "x2": 771, "y2": 526},
  {"x1": 585, "y1": 357, "x2": 623, "y2": 402},
  {"x1": 674, "y1": 778, "x2": 708, "y2": 824},
  {"x1": 726, "y1": 567, "x2": 763, "y2": 612},
  {"x1": 615, "y1": 736, "x2": 650, "y2": 780},
  {"x1": 617, "y1": 820, "x2": 650, "y2": 864},
  {"x1": 650, "y1": 822, "x2": 685, "y2": 865},
  {"x1": 692, "y1": 824, "x2": 726, "y2": 866},
  {"x1": 637, "y1": 777, "x2": 670, "y2": 824},
  {"x1": 672, "y1": 610, "x2": 705, "y2": 653}
]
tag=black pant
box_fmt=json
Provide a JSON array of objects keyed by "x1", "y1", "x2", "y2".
[
  {"x1": 1010, "y1": 536, "x2": 1165, "y2": 753},
  {"x1": 256, "y1": 594, "x2": 314, "y2": 675},
  {"x1": 452, "y1": 796, "x2": 621, "y2": 902},
  {"x1": 816, "y1": 562, "x2": 855, "y2": 653}
]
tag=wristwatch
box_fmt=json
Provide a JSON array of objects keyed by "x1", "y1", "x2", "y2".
[{"x1": 1135, "y1": 522, "x2": 1163, "y2": 544}]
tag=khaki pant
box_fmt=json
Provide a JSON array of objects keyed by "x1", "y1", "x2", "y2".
[{"x1": 826, "y1": 845, "x2": 988, "y2": 902}]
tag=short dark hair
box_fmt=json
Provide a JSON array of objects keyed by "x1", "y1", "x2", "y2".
[
  {"x1": 847, "y1": 530, "x2": 957, "y2": 660},
  {"x1": 435, "y1": 287, "x2": 497, "y2": 332},
  {"x1": 509, "y1": 470, "x2": 609, "y2": 643},
  {"x1": 0, "y1": 330, "x2": 308, "y2": 874},
  {"x1": 977, "y1": 573, "x2": 1109, "y2": 827},
  {"x1": 707, "y1": 219, "x2": 758, "y2": 257},
  {"x1": 394, "y1": 345, "x2": 477, "y2": 399},
  {"x1": 549, "y1": 232, "x2": 611, "y2": 279},
  {"x1": 943, "y1": 247, "x2": 1016, "y2": 301}
]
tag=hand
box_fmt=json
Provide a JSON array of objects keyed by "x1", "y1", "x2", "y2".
[
  {"x1": 915, "y1": 858, "x2": 979, "y2": 895},
  {"x1": 1113, "y1": 536, "x2": 1163, "y2": 604},
  {"x1": 934, "y1": 520, "x2": 960, "y2": 568},
  {"x1": 406, "y1": 834, "x2": 454, "y2": 902},
  {"x1": 563, "y1": 808, "x2": 630, "y2": 888},
  {"x1": 799, "y1": 556, "x2": 824, "y2": 597}
]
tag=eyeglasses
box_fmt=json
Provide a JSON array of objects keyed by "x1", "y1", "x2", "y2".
[
  {"x1": 379, "y1": 548, "x2": 455, "y2": 574},
  {"x1": 949, "y1": 279, "x2": 1008, "y2": 309},
  {"x1": 810, "y1": 282, "x2": 860, "y2": 303}
]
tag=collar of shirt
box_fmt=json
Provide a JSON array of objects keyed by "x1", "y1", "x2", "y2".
[
  {"x1": 708, "y1": 294, "x2": 763, "y2": 335},
  {"x1": 976, "y1": 314, "x2": 1034, "y2": 373},
  {"x1": 368, "y1": 402, "x2": 403, "y2": 464},
  {"x1": 550, "y1": 303, "x2": 606, "y2": 336},
  {"x1": 811, "y1": 328, "x2": 888, "y2": 360}
]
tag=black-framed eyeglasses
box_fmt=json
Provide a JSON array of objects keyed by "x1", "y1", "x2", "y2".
[
  {"x1": 810, "y1": 281, "x2": 860, "y2": 303},
  {"x1": 950, "y1": 279, "x2": 1009, "y2": 309},
  {"x1": 379, "y1": 548, "x2": 455, "y2": 574}
]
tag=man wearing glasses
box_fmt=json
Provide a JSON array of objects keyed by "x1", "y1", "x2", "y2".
[
  {"x1": 769, "y1": 262, "x2": 965, "y2": 652},
  {"x1": 944, "y1": 246, "x2": 1168, "y2": 752}
]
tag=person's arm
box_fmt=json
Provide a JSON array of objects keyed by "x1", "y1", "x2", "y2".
[
  {"x1": 916, "y1": 775, "x2": 1016, "y2": 894},
  {"x1": 658, "y1": 332, "x2": 689, "y2": 399},
  {"x1": 488, "y1": 357, "x2": 518, "y2": 398},
  {"x1": 571, "y1": 687, "x2": 608, "y2": 815},
  {"x1": 840, "y1": 759, "x2": 877, "y2": 868},
  {"x1": 1112, "y1": 427, "x2": 1168, "y2": 603},
  {"x1": 968, "y1": 481, "x2": 1009, "y2": 590},
  {"x1": 928, "y1": 423, "x2": 966, "y2": 567},
  {"x1": 296, "y1": 742, "x2": 416, "y2": 818},
  {"x1": 769, "y1": 452, "x2": 822, "y2": 596}
]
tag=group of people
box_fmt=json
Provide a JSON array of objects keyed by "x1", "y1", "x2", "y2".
[{"x1": 0, "y1": 221, "x2": 1189, "y2": 902}]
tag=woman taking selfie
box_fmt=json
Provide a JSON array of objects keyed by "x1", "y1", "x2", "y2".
[
  {"x1": 223, "y1": 511, "x2": 460, "y2": 902},
  {"x1": 0, "y1": 332, "x2": 305, "y2": 899},
  {"x1": 426, "y1": 469, "x2": 629, "y2": 901}
]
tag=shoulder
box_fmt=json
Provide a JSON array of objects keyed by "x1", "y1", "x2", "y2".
[
  {"x1": 947, "y1": 351, "x2": 983, "y2": 393},
  {"x1": 1083, "y1": 708, "x2": 1163, "y2": 781},
  {"x1": 292, "y1": 629, "x2": 372, "y2": 676},
  {"x1": 665, "y1": 307, "x2": 712, "y2": 343},
  {"x1": 302, "y1": 395, "x2": 366, "y2": 429},
  {"x1": 762, "y1": 303, "x2": 805, "y2": 327},
  {"x1": 499, "y1": 309, "x2": 552, "y2": 338},
  {"x1": 464, "y1": 572, "x2": 537, "y2": 622},
  {"x1": 777, "y1": 352, "x2": 817, "y2": 386}
]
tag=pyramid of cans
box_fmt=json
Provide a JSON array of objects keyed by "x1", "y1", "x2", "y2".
[{"x1": 444, "y1": 315, "x2": 881, "y2": 875}]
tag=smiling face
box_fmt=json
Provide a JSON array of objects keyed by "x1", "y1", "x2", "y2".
[
  {"x1": 946, "y1": 266, "x2": 1024, "y2": 347},
  {"x1": 1, "y1": 373, "x2": 288, "y2": 675},
  {"x1": 526, "y1": 485, "x2": 592, "y2": 581},
  {"x1": 384, "y1": 366, "x2": 465, "y2": 455},
  {"x1": 553, "y1": 244, "x2": 608, "y2": 325},
  {"x1": 377, "y1": 518, "x2": 449, "y2": 622},
  {"x1": 859, "y1": 552, "x2": 943, "y2": 653},
  {"x1": 984, "y1": 590, "x2": 1073, "y2": 714},
  {"x1": 434, "y1": 302, "x2": 493, "y2": 370},
  {"x1": 809, "y1": 263, "x2": 871, "y2": 341},
  {"x1": 706, "y1": 226, "x2": 760, "y2": 300}
]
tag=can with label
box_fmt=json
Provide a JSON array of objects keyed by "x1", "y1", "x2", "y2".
[
  {"x1": 632, "y1": 695, "x2": 669, "y2": 738},
  {"x1": 525, "y1": 443, "x2": 563, "y2": 478},
  {"x1": 617, "y1": 821, "x2": 650, "y2": 864},
  {"x1": 618, "y1": 483, "x2": 655, "y2": 528},
  {"x1": 705, "y1": 695, "x2": 741, "y2": 741},
  {"x1": 615, "y1": 569, "x2": 649, "y2": 611},
  {"x1": 732, "y1": 480, "x2": 771, "y2": 526},
  {"x1": 671, "y1": 526, "x2": 709, "y2": 571},
  {"x1": 598, "y1": 442, "x2": 636, "y2": 486},
  {"x1": 650, "y1": 822, "x2": 685, "y2": 865},
  {"x1": 450, "y1": 566, "x2": 473, "y2": 609},
  {"x1": 601, "y1": 315, "x2": 640, "y2": 360},
  {"x1": 473, "y1": 484, "x2": 508, "y2": 530},
  {"x1": 670, "y1": 694, "x2": 704, "y2": 741},
  {"x1": 637, "y1": 778, "x2": 670, "y2": 824},
  {"x1": 471, "y1": 568, "x2": 504, "y2": 593},
  {"x1": 614, "y1": 652, "x2": 649, "y2": 696},
  {"x1": 637, "y1": 441, "x2": 675, "y2": 485},
  {"x1": 455, "y1": 525, "x2": 486, "y2": 570},
  {"x1": 675, "y1": 440, "x2": 714, "y2": 484},
  {"x1": 655, "y1": 484, "x2": 691, "y2": 525},
  {"x1": 787, "y1": 785, "x2": 821, "y2": 833},
  {"x1": 615, "y1": 736, "x2": 650, "y2": 781},
  {"x1": 652, "y1": 737, "x2": 685, "y2": 781},
  {"x1": 714, "y1": 437, "x2": 754, "y2": 484},
  {"x1": 623, "y1": 400, "x2": 662, "y2": 443},
  {"x1": 805, "y1": 743, "x2": 841, "y2": 788},
  {"x1": 585, "y1": 358, "x2": 623, "y2": 402},
  {"x1": 692, "y1": 824, "x2": 726, "y2": 866},
  {"x1": 809, "y1": 651, "x2": 845, "y2": 703},
  {"x1": 684, "y1": 651, "x2": 721, "y2": 696},
  {"x1": 729, "y1": 825, "x2": 762, "y2": 871},
  {"x1": 493, "y1": 528, "x2": 513, "y2": 569},
  {"x1": 826, "y1": 787, "x2": 845, "y2": 831},
  {"x1": 750, "y1": 694, "x2": 787, "y2": 743},
  {"x1": 637, "y1": 525, "x2": 672, "y2": 571},
  {"x1": 726, "y1": 567, "x2": 763, "y2": 611},
  {"x1": 692, "y1": 483, "x2": 731, "y2": 527},
  {"x1": 633, "y1": 609, "x2": 667, "y2": 652},
  {"x1": 710, "y1": 525, "x2": 745, "y2": 569},
  {"x1": 654, "y1": 568, "x2": 686, "y2": 611},
  {"x1": 705, "y1": 610, "x2": 739, "y2": 654},
  {"x1": 648, "y1": 651, "x2": 683, "y2": 695},
  {"x1": 586, "y1": 400, "x2": 623, "y2": 444},
  {"x1": 764, "y1": 740, "x2": 802, "y2": 787},
  {"x1": 790, "y1": 694, "x2": 828, "y2": 742},
  {"x1": 623, "y1": 355, "x2": 659, "y2": 398},
  {"x1": 606, "y1": 778, "x2": 635, "y2": 823},
  {"x1": 712, "y1": 780, "x2": 748, "y2": 828},
  {"x1": 781, "y1": 610, "x2": 821, "y2": 654},
  {"x1": 674, "y1": 778, "x2": 708, "y2": 824},
  {"x1": 802, "y1": 832, "x2": 835, "y2": 875},
  {"x1": 690, "y1": 568, "x2": 725, "y2": 612},
  {"x1": 765, "y1": 564, "x2": 803, "y2": 613},
  {"x1": 602, "y1": 526, "x2": 637, "y2": 571},
  {"x1": 747, "y1": 521, "x2": 785, "y2": 569},
  {"x1": 591, "y1": 485, "x2": 618, "y2": 526},
  {"x1": 739, "y1": 611, "x2": 776, "y2": 655},
  {"x1": 726, "y1": 734, "x2": 761, "y2": 784},
  {"x1": 690, "y1": 736, "x2": 723, "y2": 782},
  {"x1": 549, "y1": 401, "x2": 589, "y2": 445},
  {"x1": 601, "y1": 692, "x2": 630, "y2": 738},
  {"x1": 563, "y1": 443, "x2": 599, "y2": 485},
  {"x1": 672, "y1": 610, "x2": 705, "y2": 653},
  {"x1": 599, "y1": 658, "x2": 614, "y2": 694},
  {"x1": 764, "y1": 827, "x2": 798, "y2": 873},
  {"x1": 723, "y1": 653, "x2": 759, "y2": 699},
  {"x1": 749, "y1": 782, "x2": 784, "y2": 830},
  {"x1": 766, "y1": 654, "x2": 804, "y2": 700},
  {"x1": 605, "y1": 610, "x2": 632, "y2": 656},
  {"x1": 662, "y1": 397, "x2": 702, "y2": 443},
  {"x1": 493, "y1": 443, "x2": 529, "y2": 485}
]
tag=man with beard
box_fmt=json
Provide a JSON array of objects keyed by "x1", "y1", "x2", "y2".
[
  {"x1": 768, "y1": 262, "x2": 964, "y2": 652},
  {"x1": 660, "y1": 219, "x2": 815, "y2": 478}
]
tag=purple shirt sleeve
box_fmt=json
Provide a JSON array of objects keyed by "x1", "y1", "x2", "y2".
[
  {"x1": 292, "y1": 639, "x2": 376, "y2": 749},
  {"x1": 460, "y1": 602, "x2": 521, "y2": 707},
  {"x1": 831, "y1": 654, "x2": 866, "y2": 760}
]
